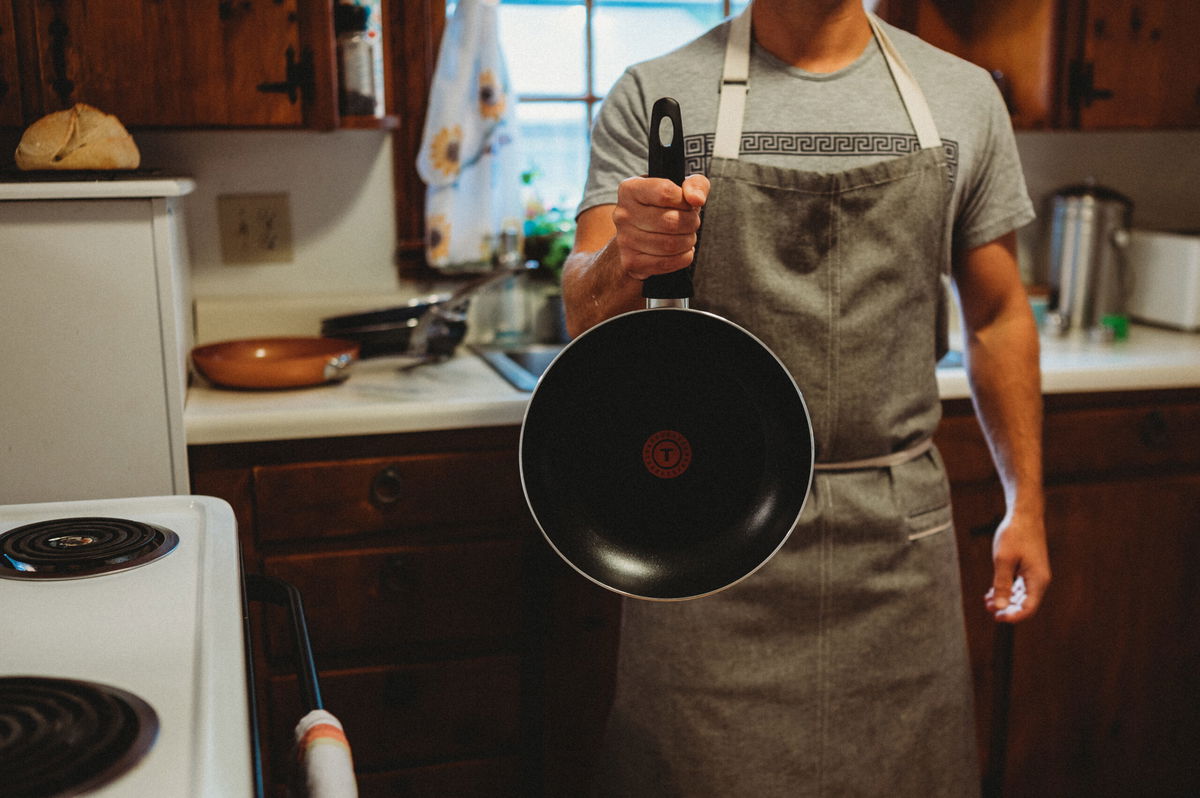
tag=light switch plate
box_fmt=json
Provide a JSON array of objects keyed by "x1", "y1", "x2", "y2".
[{"x1": 217, "y1": 193, "x2": 294, "y2": 264}]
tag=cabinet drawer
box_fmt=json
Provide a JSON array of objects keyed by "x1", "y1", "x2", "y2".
[
  {"x1": 254, "y1": 450, "x2": 525, "y2": 542},
  {"x1": 264, "y1": 538, "x2": 527, "y2": 657},
  {"x1": 356, "y1": 756, "x2": 523, "y2": 798},
  {"x1": 268, "y1": 655, "x2": 523, "y2": 773},
  {"x1": 938, "y1": 399, "x2": 1200, "y2": 483},
  {"x1": 1042, "y1": 402, "x2": 1200, "y2": 478}
]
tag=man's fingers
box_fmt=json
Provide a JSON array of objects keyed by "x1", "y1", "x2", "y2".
[
  {"x1": 988, "y1": 555, "x2": 1016, "y2": 611},
  {"x1": 682, "y1": 174, "x2": 710, "y2": 207}
]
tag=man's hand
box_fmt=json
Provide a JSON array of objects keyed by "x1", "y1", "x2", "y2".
[
  {"x1": 612, "y1": 173, "x2": 709, "y2": 280},
  {"x1": 987, "y1": 511, "x2": 1051, "y2": 623}
]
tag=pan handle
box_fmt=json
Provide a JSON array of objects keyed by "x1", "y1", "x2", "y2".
[{"x1": 643, "y1": 97, "x2": 695, "y2": 302}]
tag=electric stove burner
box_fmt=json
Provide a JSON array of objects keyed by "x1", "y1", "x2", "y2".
[
  {"x1": 0, "y1": 517, "x2": 178, "y2": 579},
  {"x1": 0, "y1": 676, "x2": 159, "y2": 797}
]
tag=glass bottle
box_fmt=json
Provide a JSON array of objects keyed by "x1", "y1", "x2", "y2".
[{"x1": 335, "y1": 3, "x2": 382, "y2": 117}]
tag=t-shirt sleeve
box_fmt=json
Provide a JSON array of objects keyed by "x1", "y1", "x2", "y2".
[
  {"x1": 576, "y1": 71, "x2": 652, "y2": 218},
  {"x1": 953, "y1": 80, "x2": 1036, "y2": 252}
]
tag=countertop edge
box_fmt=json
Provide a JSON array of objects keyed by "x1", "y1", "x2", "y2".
[{"x1": 185, "y1": 327, "x2": 1200, "y2": 446}]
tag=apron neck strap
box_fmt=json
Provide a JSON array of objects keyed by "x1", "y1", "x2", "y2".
[{"x1": 713, "y1": 4, "x2": 942, "y2": 160}]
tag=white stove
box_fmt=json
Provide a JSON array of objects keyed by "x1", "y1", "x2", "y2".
[{"x1": 0, "y1": 495, "x2": 254, "y2": 797}]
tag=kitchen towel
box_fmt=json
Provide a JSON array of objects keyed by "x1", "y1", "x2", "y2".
[
  {"x1": 417, "y1": 0, "x2": 524, "y2": 273},
  {"x1": 290, "y1": 709, "x2": 358, "y2": 798}
]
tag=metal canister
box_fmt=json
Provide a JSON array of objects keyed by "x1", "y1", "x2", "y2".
[{"x1": 1044, "y1": 181, "x2": 1133, "y2": 339}]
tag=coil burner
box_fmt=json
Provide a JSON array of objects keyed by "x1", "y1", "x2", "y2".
[
  {"x1": 0, "y1": 676, "x2": 159, "y2": 797},
  {"x1": 0, "y1": 517, "x2": 179, "y2": 579}
]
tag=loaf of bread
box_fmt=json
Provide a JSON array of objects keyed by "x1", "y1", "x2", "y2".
[{"x1": 14, "y1": 103, "x2": 140, "y2": 170}]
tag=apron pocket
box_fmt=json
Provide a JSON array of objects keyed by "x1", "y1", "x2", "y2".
[
  {"x1": 890, "y1": 447, "x2": 953, "y2": 542},
  {"x1": 905, "y1": 504, "x2": 953, "y2": 541}
]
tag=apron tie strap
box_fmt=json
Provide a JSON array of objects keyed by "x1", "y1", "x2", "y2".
[
  {"x1": 813, "y1": 437, "x2": 933, "y2": 471},
  {"x1": 712, "y1": 7, "x2": 752, "y2": 160}
]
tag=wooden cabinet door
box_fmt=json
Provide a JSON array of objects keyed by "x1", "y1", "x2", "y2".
[
  {"x1": 1002, "y1": 474, "x2": 1200, "y2": 797},
  {"x1": 1071, "y1": 0, "x2": 1200, "y2": 128},
  {"x1": 0, "y1": 3, "x2": 21, "y2": 127},
  {"x1": 878, "y1": 0, "x2": 1063, "y2": 129},
  {"x1": 17, "y1": 0, "x2": 336, "y2": 128}
]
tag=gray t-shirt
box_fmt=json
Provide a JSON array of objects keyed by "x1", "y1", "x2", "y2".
[{"x1": 579, "y1": 17, "x2": 1035, "y2": 257}]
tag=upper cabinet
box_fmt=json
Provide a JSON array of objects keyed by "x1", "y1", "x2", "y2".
[
  {"x1": 879, "y1": 0, "x2": 1200, "y2": 130},
  {"x1": 1, "y1": 0, "x2": 395, "y2": 130},
  {"x1": 0, "y1": 3, "x2": 21, "y2": 128}
]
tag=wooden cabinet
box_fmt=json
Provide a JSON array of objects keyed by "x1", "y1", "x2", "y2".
[
  {"x1": 880, "y1": 0, "x2": 1200, "y2": 129},
  {"x1": 0, "y1": 3, "x2": 20, "y2": 128},
  {"x1": 939, "y1": 388, "x2": 1200, "y2": 796},
  {"x1": 189, "y1": 426, "x2": 621, "y2": 797},
  {"x1": 191, "y1": 387, "x2": 1200, "y2": 796},
  {"x1": 0, "y1": 0, "x2": 391, "y2": 130}
]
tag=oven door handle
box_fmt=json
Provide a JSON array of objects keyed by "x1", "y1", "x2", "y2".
[
  {"x1": 244, "y1": 573, "x2": 323, "y2": 712},
  {"x1": 243, "y1": 573, "x2": 323, "y2": 798}
]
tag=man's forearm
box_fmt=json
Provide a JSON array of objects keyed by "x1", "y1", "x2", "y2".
[
  {"x1": 963, "y1": 303, "x2": 1045, "y2": 518},
  {"x1": 560, "y1": 240, "x2": 644, "y2": 338}
]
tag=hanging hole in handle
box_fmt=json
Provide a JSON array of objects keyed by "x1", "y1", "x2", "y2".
[{"x1": 656, "y1": 114, "x2": 676, "y2": 150}]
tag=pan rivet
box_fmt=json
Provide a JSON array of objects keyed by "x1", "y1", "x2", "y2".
[{"x1": 642, "y1": 430, "x2": 693, "y2": 479}]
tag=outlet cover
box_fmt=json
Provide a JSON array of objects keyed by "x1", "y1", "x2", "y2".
[{"x1": 217, "y1": 193, "x2": 294, "y2": 264}]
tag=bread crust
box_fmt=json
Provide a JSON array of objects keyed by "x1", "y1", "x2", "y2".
[{"x1": 14, "y1": 104, "x2": 141, "y2": 170}]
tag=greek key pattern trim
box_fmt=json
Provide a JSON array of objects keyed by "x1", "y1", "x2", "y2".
[{"x1": 683, "y1": 132, "x2": 959, "y2": 184}]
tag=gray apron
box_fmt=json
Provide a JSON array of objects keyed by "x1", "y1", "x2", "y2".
[{"x1": 590, "y1": 9, "x2": 980, "y2": 798}]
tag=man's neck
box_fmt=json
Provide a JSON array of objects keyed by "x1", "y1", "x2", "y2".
[{"x1": 750, "y1": 0, "x2": 873, "y2": 73}]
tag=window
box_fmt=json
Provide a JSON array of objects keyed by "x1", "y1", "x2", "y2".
[{"x1": 468, "y1": 0, "x2": 749, "y2": 214}]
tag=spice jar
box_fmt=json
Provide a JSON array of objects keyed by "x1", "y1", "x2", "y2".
[{"x1": 335, "y1": 3, "x2": 382, "y2": 117}]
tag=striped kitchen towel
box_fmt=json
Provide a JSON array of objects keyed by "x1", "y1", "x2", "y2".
[{"x1": 291, "y1": 709, "x2": 358, "y2": 798}]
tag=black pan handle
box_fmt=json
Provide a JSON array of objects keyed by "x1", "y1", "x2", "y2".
[{"x1": 643, "y1": 97, "x2": 695, "y2": 301}]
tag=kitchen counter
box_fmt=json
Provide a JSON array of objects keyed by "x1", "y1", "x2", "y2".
[{"x1": 185, "y1": 324, "x2": 1200, "y2": 445}]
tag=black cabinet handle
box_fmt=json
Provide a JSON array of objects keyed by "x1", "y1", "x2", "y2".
[
  {"x1": 969, "y1": 513, "x2": 1004, "y2": 539},
  {"x1": 256, "y1": 46, "x2": 313, "y2": 105},
  {"x1": 380, "y1": 554, "x2": 407, "y2": 593},
  {"x1": 1138, "y1": 410, "x2": 1170, "y2": 450},
  {"x1": 370, "y1": 465, "x2": 405, "y2": 506},
  {"x1": 1069, "y1": 60, "x2": 1114, "y2": 110},
  {"x1": 48, "y1": 17, "x2": 75, "y2": 106}
]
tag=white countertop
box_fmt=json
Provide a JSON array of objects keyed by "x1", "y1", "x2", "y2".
[
  {"x1": 185, "y1": 324, "x2": 1200, "y2": 446},
  {"x1": 0, "y1": 177, "x2": 196, "y2": 199}
]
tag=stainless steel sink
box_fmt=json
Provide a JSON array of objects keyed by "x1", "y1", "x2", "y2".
[{"x1": 471, "y1": 343, "x2": 566, "y2": 392}]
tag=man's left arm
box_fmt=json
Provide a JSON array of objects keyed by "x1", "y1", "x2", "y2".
[{"x1": 952, "y1": 230, "x2": 1051, "y2": 623}]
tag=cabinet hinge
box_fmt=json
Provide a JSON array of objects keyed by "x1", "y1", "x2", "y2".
[
  {"x1": 256, "y1": 46, "x2": 313, "y2": 105},
  {"x1": 1068, "y1": 60, "x2": 1115, "y2": 110}
]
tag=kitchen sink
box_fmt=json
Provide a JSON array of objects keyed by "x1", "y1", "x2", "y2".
[{"x1": 471, "y1": 343, "x2": 567, "y2": 392}]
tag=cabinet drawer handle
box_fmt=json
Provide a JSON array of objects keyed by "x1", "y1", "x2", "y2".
[
  {"x1": 380, "y1": 554, "x2": 412, "y2": 594},
  {"x1": 969, "y1": 513, "x2": 1003, "y2": 539},
  {"x1": 1137, "y1": 410, "x2": 1170, "y2": 450},
  {"x1": 371, "y1": 466, "x2": 404, "y2": 506}
]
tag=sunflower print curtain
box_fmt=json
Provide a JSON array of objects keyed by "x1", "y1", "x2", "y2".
[{"x1": 417, "y1": 0, "x2": 524, "y2": 273}]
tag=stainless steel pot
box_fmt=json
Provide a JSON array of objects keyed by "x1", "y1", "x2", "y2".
[{"x1": 1043, "y1": 181, "x2": 1133, "y2": 339}]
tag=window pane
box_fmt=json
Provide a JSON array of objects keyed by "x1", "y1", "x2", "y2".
[
  {"x1": 593, "y1": 1, "x2": 726, "y2": 94},
  {"x1": 517, "y1": 102, "x2": 590, "y2": 212},
  {"x1": 498, "y1": 2, "x2": 587, "y2": 96}
]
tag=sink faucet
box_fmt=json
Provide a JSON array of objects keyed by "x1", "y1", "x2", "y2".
[{"x1": 405, "y1": 259, "x2": 538, "y2": 362}]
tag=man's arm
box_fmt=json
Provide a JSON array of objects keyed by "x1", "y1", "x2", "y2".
[
  {"x1": 952, "y1": 230, "x2": 1051, "y2": 623},
  {"x1": 561, "y1": 174, "x2": 709, "y2": 338}
]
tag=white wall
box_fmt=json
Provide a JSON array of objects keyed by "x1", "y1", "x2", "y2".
[
  {"x1": 137, "y1": 127, "x2": 1200, "y2": 340},
  {"x1": 135, "y1": 129, "x2": 401, "y2": 299}
]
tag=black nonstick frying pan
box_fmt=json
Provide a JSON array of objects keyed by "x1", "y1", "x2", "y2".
[{"x1": 520, "y1": 97, "x2": 814, "y2": 601}]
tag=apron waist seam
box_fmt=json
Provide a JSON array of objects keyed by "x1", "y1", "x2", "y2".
[{"x1": 813, "y1": 436, "x2": 933, "y2": 471}]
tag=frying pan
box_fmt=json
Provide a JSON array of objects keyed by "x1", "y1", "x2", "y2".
[{"x1": 520, "y1": 98, "x2": 814, "y2": 601}]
